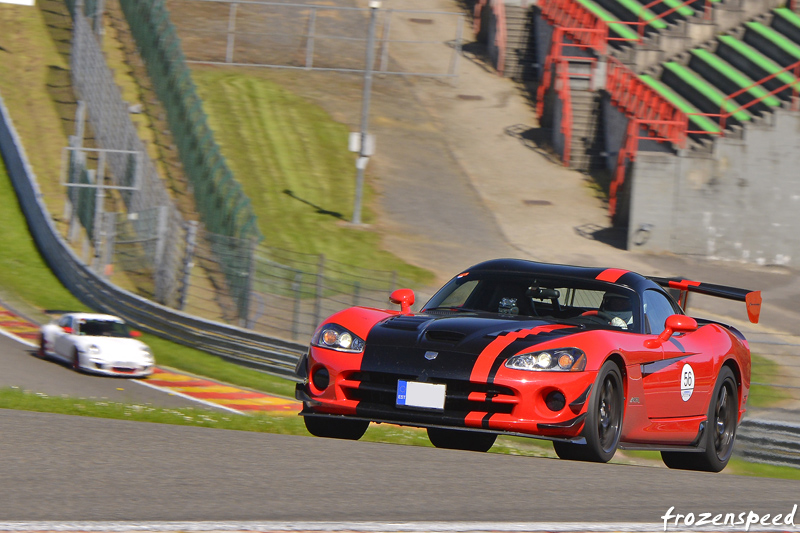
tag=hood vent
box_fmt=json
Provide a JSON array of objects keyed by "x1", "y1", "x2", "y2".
[
  {"x1": 425, "y1": 330, "x2": 466, "y2": 344},
  {"x1": 382, "y1": 315, "x2": 432, "y2": 330}
]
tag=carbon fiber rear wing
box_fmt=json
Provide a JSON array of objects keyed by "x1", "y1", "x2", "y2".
[{"x1": 650, "y1": 277, "x2": 762, "y2": 324}]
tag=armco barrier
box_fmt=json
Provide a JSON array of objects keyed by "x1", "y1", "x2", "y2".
[
  {"x1": 736, "y1": 418, "x2": 800, "y2": 467},
  {"x1": 0, "y1": 93, "x2": 305, "y2": 380}
]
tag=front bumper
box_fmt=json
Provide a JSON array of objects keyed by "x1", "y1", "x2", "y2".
[
  {"x1": 297, "y1": 346, "x2": 597, "y2": 440},
  {"x1": 85, "y1": 359, "x2": 154, "y2": 377}
]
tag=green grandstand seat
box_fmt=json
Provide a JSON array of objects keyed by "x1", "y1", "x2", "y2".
[
  {"x1": 660, "y1": 62, "x2": 752, "y2": 124},
  {"x1": 638, "y1": 74, "x2": 722, "y2": 135},
  {"x1": 716, "y1": 34, "x2": 800, "y2": 99},
  {"x1": 575, "y1": 0, "x2": 642, "y2": 42},
  {"x1": 744, "y1": 21, "x2": 800, "y2": 67},
  {"x1": 592, "y1": 0, "x2": 668, "y2": 34},
  {"x1": 688, "y1": 49, "x2": 781, "y2": 114},
  {"x1": 770, "y1": 8, "x2": 800, "y2": 49}
]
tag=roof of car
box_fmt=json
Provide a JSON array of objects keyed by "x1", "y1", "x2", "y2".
[{"x1": 462, "y1": 259, "x2": 659, "y2": 291}]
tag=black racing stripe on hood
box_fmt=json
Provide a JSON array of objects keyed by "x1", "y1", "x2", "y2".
[
  {"x1": 486, "y1": 338, "x2": 535, "y2": 384},
  {"x1": 485, "y1": 326, "x2": 585, "y2": 383}
]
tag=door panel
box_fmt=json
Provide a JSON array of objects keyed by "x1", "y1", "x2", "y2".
[{"x1": 643, "y1": 331, "x2": 717, "y2": 419}]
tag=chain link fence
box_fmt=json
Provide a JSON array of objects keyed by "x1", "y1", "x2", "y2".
[
  {"x1": 68, "y1": 4, "x2": 187, "y2": 304},
  {"x1": 168, "y1": 0, "x2": 466, "y2": 78},
  {"x1": 119, "y1": 0, "x2": 262, "y2": 244}
]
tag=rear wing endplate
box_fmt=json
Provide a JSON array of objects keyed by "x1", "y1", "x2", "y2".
[{"x1": 650, "y1": 277, "x2": 762, "y2": 324}]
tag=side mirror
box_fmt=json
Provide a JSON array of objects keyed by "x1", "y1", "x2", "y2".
[
  {"x1": 390, "y1": 288, "x2": 415, "y2": 315},
  {"x1": 646, "y1": 315, "x2": 697, "y2": 348},
  {"x1": 62, "y1": 326, "x2": 72, "y2": 334},
  {"x1": 130, "y1": 330, "x2": 142, "y2": 338}
]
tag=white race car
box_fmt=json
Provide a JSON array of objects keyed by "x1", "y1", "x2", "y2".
[{"x1": 39, "y1": 313, "x2": 155, "y2": 377}]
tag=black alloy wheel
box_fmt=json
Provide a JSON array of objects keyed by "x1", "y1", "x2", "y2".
[
  {"x1": 38, "y1": 335, "x2": 48, "y2": 359},
  {"x1": 427, "y1": 427, "x2": 497, "y2": 452},
  {"x1": 72, "y1": 349, "x2": 81, "y2": 372},
  {"x1": 554, "y1": 360, "x2": 624, "y2": 462},
  {"x1": 662, "y1": 366, "x2": 738, "y2": 472},
  {"x1": 303, "y1": 413, "x2": 369, "y2": 440}
]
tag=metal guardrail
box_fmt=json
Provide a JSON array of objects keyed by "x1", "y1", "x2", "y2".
[
  {"x1": 0, "y1": 93, "x2": 305, "y2": 380},
  {"x1": 736, "y1": 418, "x2": 800, "y2": 468}
]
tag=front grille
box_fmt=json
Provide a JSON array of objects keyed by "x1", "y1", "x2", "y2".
[{"x1": 342, "y1": 371, "x2": 517, "y2": 416}]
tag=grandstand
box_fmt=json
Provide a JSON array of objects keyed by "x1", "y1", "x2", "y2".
[{"x1": 478, "y1": 0, "x2": 800, "y2": 268}]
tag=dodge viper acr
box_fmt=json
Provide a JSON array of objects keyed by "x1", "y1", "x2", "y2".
[
  {"x1": 39, "y1": 313, "x2": 155, "y2": 377},
  {"x1": 296, "y1": 259, "x2": 762, "y2": 472}
]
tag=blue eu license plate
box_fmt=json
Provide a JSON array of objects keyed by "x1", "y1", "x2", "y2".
[{"x1": 396, "y1": 380, "x2": 446, "y2": 410}]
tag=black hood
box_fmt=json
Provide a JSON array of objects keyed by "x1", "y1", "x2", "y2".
[{"x1": 359, "y1": 312, "x2": 584, "y2": 381}]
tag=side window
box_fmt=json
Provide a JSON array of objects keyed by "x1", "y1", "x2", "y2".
[
  {"x1": 643, "y1": 290, "x2": 679, "y2": 335},
  {"x1": 58, "y1": 316, "x2": 71, "y2": 329}
]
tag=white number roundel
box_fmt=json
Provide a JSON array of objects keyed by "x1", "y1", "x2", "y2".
[{"x1": 681, "y1": 363, "x2": 695, "y2": 402}]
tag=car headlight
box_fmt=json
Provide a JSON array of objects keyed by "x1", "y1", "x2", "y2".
[
  {"x1": 141, "y1": 347, "x2": 154, "y2": 361},
  {"x1": 86, "y1": 344, "x2": 101, "y2": 355},
  {"x1": 505, "y1": 348, "x2": 586, "y2": 371},
  {"x1": 311, "y1": 324, "x2": 365, "y2": 353}
]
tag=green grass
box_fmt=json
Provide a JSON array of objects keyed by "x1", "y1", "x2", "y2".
[
  {"x1": 192, "y1": 68, "x2": 433, "y2": 287},
  {"x1": 750, "y1": 353, "x2": 792, "y2": 408},
  {"x1": 0, "y1": 164, "x2": 87, "y2": 315}
]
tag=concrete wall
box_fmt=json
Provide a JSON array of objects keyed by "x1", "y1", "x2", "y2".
[{"x1": 628, "y1": 108, "x2": 800, "y2": 267}]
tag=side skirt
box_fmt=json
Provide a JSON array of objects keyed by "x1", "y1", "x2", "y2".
[{"x1": 619, "y1": 420, "x2": 707, "y2": 452}]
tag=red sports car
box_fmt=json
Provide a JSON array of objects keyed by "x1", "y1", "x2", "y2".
[{"x1": 295, "y1": 259, "x2": 761, "y2": 472}]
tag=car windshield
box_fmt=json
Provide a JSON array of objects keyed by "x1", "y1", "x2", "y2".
[
  {"x1": 423, "y1": 271, "x2": 639, "y2": 331},
  {"x1": 75, "y1": 319, "x2": 130, "y2": 338}
]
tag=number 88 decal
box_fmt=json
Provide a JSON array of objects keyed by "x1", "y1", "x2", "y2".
[{"x1": 681, "y1": 363, "x2": 695, "y2": 401}]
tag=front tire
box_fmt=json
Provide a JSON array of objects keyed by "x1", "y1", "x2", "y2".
[
  {"x1": 427, "y1": 427, "x2": 497, "y2": 452},
  {"x1": 303, "y1": 415, "x2": 369, "y2": 440},
  {"x1": 72, "y1": 349, "x2": 82, "y2": 372},
  {"x1": 662, "y1": 366, "x2": 738, "y2": 472},
  {"x1": 554, "y1": 360, "x2": 624, "y2": 463},
  {"x1": 38, "y1": 335, "x2": 48, "y2": 359}
]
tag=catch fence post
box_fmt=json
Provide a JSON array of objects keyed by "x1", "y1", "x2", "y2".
[
  {"x1": 314, "y1": 255, "x2": 325, "y2": 329},
  {"x1": 292, "y1": 270, "x2": 303, "y2": 341},
  {"x1": 178, "y1": 221, "x2": 198, "y2": 311}
]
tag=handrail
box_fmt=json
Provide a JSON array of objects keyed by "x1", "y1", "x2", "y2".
[
  {"x1": 678, "y1": 59, "x2": 800, "y2": 136},
  {"x1": 536, "y1": 27, "x2": 601, "y2": 167},
  {"x1": 606, "y1": 56, "x2": 688, "y2": 146},
  {"x1": 472, "y1": 0, "x2": 508, "y2": 76},
  {"x1": 537, "y1": 26, "x2": 604, "y2": 116},
  {"x1": 540, "y1": 0, "x2": 714, "y2": 48},
  {"x1": 539, "y1": 0, "x2": 608, "y2": 53},
  {"x1": 495, "y1": 0, "x2": 508, "y2": 76},
  {"x1": 609, "y1": 0, "x2": 714, "y2": 43},
  {"x1": 557, "y1": 59, "x2": 574, "y2": 165},
  {"x1": 716, "y1": 59, "x2": 800, "y2": 132}
]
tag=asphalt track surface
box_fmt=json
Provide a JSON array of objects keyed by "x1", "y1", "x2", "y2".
[
  {"x1": 1, "y1": 404, "x2": 800, "y2": 523},
  {"x1": 1, "y1": 332, "x2": 800, "y2": 525}
]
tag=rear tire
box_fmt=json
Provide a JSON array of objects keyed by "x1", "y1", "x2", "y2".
[
  {"x1": 303, "y1": 415, "x2": 369, "y2": 440},
  {"x1": 554, "y1": 360, "x2": 624, "y2": 463},
  {"x1": 661, "y1": 366, "x2": 738, "y2": 472},
  {"x1": 427, "y1": 427, "x2": 497, "y2": 452}
]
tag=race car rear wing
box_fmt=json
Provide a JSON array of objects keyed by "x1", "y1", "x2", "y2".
[{"x1": 650, "y1": 277, "x2": 762, "y2": 324}]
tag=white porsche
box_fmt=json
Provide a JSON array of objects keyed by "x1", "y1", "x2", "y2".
[{"x1": 39, "y1": 313, "x2": 155, "y2": 377}]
